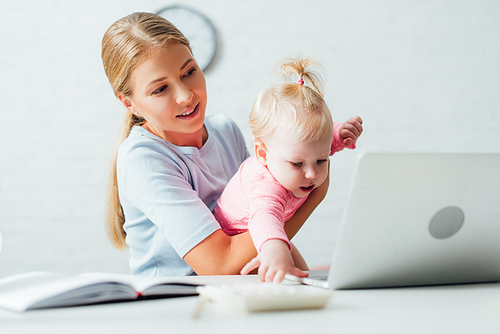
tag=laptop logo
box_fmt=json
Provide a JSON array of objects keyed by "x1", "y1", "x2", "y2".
[{"x1": 429, "y1": 206, "x2": 465, "y2": 239}]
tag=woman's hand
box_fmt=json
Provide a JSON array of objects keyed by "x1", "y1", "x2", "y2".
[
  {"x1": 240, "y1": 239, "x2": 308, "y2": 283},
  {"x1": 339, "y1": 116, "x2": 363, "y2": 147}
]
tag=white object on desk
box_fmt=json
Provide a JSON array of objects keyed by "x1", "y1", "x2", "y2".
[
  {"x1": 195, "y1": 283, "x2": 332, "y2": 315},
  {"x1": 0, "y1": 271, "x2": 200, "y2": 312},
  {"x1": 1, "y1": 275, "x2": 499, "y2": 334},
  {"x1": 288, "y1": 153, "x2": 500, "y2": 290}
]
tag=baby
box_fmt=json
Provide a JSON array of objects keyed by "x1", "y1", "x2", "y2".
[{"x1": 214, "y1": 57, "x2": 363, "y2": 282}]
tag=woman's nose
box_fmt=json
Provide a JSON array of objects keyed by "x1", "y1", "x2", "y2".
[{"x1": 175, "y1": 84, "x2": 193, "y2": 104}]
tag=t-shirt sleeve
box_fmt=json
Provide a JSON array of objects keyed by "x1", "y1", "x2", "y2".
[
  {"x1": 225, "y1": 115, "x2": 250, "y2": 163},
  {"x1": 118, "y1": 142, "x2": 221, "y2": 258}
]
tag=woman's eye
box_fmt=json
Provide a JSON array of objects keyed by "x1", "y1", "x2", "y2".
[
  {"x1": 152, "y1": 85, "x2": 167, "y2": 95},
  {"x1": 184, "y1": 67, "x2": 197, "y2": 77}
]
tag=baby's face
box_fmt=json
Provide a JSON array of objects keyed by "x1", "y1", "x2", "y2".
[{"x1": 261, "y1": 126, "x2": 332, "y2": 198}]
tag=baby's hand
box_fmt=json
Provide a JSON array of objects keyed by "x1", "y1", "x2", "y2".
[
  {"x1": 240, "y1": 240, "x2": 308, "y2": 283},
  {"x1": 339, "y1": 116, "x2": 363, "y2": 147}
]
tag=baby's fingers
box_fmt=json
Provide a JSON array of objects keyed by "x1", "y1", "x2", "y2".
[
  {"x1": 347, "y1": 116, "x2": 363, "y2": 128},
  {"x1": 240, "y1": 258, "x2": 261, "y2": 276},
  {"x1": 348, "y1": 116, "x2": 363, "y2": 135},
  {"x1": 288, "y1": 266, "x2": 308, "y2": 278},
  {"x1": 342, "y1": 123, "x2": 362, "y2": 138},
  {"x1": 271, "y1": 270, "x2": 287, "y2": 283},
  {"x1": 340, "y1": 123, "x2": 363, "y2": 147},
  {"x1": 343, "y1": 137, "x2": 354, "y2": 147}
]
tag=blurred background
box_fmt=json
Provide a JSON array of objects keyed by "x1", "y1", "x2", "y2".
[{"x1": 0, "y1": 0, "x2": 499, "y2": 277}]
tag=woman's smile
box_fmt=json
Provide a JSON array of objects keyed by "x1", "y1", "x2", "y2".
[{"x1": 177, "y1": 103, "x2": 199, "y2": 119}]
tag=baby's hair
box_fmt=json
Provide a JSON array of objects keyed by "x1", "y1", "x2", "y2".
[
  {"x1": 102, "y1": 12, "x2": 190, "y2": 250},
  {"x1": 248, "y1": 57, "x2": 333, "y2": 145}
]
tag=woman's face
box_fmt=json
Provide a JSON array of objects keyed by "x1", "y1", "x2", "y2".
[{"x1": 119, "y1": 43, "x2": 207, "y2": 146}]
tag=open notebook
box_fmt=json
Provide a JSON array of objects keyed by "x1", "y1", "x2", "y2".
[{"x1": 287, "y1": 153, "x2": 500, "y2": 289}]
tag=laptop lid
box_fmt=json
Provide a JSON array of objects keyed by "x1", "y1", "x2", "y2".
[{"x1": 324, "y1": 152, "x2": 500, "y2": 290}]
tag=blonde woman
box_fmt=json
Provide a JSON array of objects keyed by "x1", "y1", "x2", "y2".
[
  {"x1": 102, "y1": 13, "x2": 335, "y2": 277},
  {"x1": 214, "y1": 57, "x2": 363, "y2": 282}
]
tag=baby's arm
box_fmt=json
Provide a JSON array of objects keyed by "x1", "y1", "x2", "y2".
[
  {"x1": 240, "y1": 239, "x2": 308, "y2": 283},
  {"x1": 239, "y1": 181, "x2": 310, "y2": 282},
  {"x1": 187, "y1": 177, "x2": 326, "y2": 276}
]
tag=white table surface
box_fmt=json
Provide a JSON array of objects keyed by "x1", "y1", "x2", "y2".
[{"x1": 1, "y1": 275, "x2": 500, "y2": 334}]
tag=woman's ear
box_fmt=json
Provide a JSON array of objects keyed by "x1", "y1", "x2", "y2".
[
  {"x1": 254, "y1": 142, "x2": 268, "y2": 165},
  {"x1": 118, "y1": 94, "x2": 139, "y2": 116}
]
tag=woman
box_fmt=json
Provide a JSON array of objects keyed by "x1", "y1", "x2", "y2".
[{"x1": 101, "y1": 12, "x2": 328, "y2": 277}]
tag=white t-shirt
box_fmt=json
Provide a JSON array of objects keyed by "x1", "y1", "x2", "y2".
[{"x1": 117, "y1": 114, "x2": 249, "y2": 276}]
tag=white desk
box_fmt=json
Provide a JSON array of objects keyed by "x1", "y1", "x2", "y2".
[{"x1": 1, "y1": 275, "x2": 500, "y2": 334}]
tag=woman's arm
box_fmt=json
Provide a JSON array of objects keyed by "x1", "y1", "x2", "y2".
[
  {"x1": 184, "y1": 230, "x2": 256, "y2": 275},
  {"x1": 290, "y1": 242, "x2": 309, "y2": 271},
  {"x1": 184, "y1": 165, "x2": 329, "y2": 275}
]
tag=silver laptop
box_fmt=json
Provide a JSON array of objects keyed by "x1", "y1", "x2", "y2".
[{"x1": 287, "y1": 152, "x2": 500, "y2": 289}]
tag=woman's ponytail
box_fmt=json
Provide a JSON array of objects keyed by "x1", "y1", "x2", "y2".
[
  {"x1": 106, "y1": 113, "x2": 146, "y2": 249},
  {"x1": 102, "y1": 12, "x2": 189, "y2": 249}
]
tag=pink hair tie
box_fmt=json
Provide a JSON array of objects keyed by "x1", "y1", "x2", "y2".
[{"x1": 297, "y1": 78, "x2": 304, "y2": 85}]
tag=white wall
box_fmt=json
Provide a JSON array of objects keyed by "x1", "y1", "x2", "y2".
[{"x1": 0, "y1": 0, "x2": 499, "y2": 277}]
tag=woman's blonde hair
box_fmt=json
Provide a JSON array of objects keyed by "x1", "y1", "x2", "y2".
[
  {"x1": 101, "y1": 12, "x2": 190, "y2": 250},
  {"x1": 248, "y1": 57, "x2": 333, "y2": 144}
]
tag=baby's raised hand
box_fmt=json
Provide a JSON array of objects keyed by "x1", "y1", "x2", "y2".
[
  {"x1": 339, "y1": 116, "x2": 363, "y2": 147},
  {"x1": 240, "y1": 239, "x2": 308, "y2": 283}
]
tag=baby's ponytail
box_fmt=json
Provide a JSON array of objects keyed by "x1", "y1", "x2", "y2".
[
  {"x1": 249, "y1": 56, "x2": 332, "y2": 145},
  {"x1": 280, "y1": 57, "x2": 325, "y2": 99}
]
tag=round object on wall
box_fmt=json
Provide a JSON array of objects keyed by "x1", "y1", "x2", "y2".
[{"x1": 157, "y1": 5, "x2": 218, "y2": 72}]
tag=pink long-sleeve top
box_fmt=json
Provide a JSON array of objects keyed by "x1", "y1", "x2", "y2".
[{"x1": 213, "y1": 123, "x2": 353, "y2": 252}]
